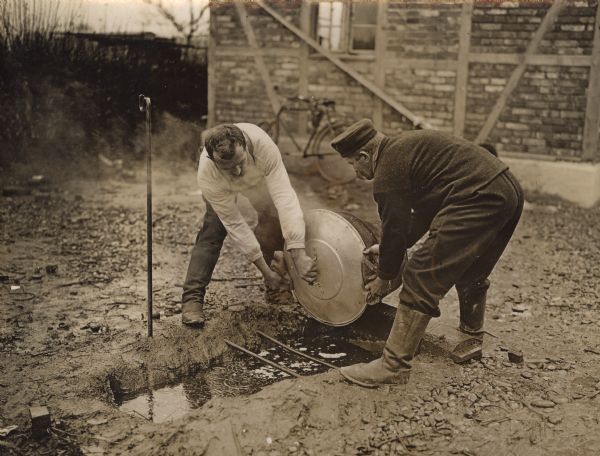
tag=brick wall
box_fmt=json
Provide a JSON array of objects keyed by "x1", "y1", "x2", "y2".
[
  {"x1": 465, "y1": 2, "x2": 596, "y2": 158},
  {"x1": 210, "y1": 1, "x2": 599, "y2": 161},
  {"x1": 386, "y1": 3, "x2": 461, "y2": 59}
]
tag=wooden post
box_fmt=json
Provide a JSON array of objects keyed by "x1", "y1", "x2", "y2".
[
  {"x1": 207, "y1": 8, "x2": 216, "y2": 127},
  {"x1": 373, "y1": 2, "x2": 388, "y2": 130},
  {"x1": 475, "y1": 1, "x2": 565, "y2": 144},
  {"x1": 582, "y1": 2, "x2": 600, "y2": 161},
  {"x1": 235, "y1": 2, "x2": 281, "y2": 115},
  {"x1": 453, "y1": 1, "x2": 473, "y2": 137},
  {"x1": 298, "y1": 0, "x2": 311, "y2": 137}
]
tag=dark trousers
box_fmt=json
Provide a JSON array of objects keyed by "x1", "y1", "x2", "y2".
[
  {"x1": 400, "y1": 170, "x2": 524, "y2": 317},
  {"x1": 182, "y1": 184, "x2": 285, "y2": 305}
]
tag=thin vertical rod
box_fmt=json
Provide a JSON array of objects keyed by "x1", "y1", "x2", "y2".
[{"x1": 140, "y1": 94, "x2": 153, "y2": 338}]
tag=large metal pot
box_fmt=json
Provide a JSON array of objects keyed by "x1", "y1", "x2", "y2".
[{"x1": 285, "y1": 209, "x2": 401, "y2": 326}]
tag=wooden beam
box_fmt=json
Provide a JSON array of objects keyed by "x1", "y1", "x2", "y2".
[
  {"x1": 255, "y1": 0, "x2": 422, "y2": 125},
  {"x1": 373, "y1": 2, "x2": 388, "y2": 130},
  {"x1": 207, "y1": 11, "x2": 216, "y2": 127},
  {"x1": 298, "y1": 0, "x2": 311, "y2": 137},
  {"x1": 582, "y1": 3, "x2": 600, "y2": 161},
  {"x1": 234, "y1": 2, "x2": 281, "y2": 115},
  {"x1": 385, "y1": 58, "x2": 457, "y2": 70},
  {"x1": 500, "y1": 150, "x2": 582, "y2": 163},
  {"x1": 216, "y1": 46, "x2": 300, "y2": 57},
  {"x1": 469, "y1": 52, "x2": 591, "y2": 67},
  {"x1": 453, "y1": 1, "x2": 473, "y2": 137},
  {"x1": 475, "y1": 1, "x2": 565, "y2": 144}
]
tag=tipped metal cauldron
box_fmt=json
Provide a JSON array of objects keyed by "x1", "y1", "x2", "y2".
[{"x1": 285, "y1": 209, "x2": 402, "y2": 326}]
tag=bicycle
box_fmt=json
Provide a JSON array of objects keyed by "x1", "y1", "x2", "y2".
[{"x1": 258, "y1": 96, "x2": 355, "y2": 184}]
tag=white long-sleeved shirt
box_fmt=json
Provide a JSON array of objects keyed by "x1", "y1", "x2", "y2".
[{"x1": 197, "y1": 123, "x2": 306, "y2": 263}]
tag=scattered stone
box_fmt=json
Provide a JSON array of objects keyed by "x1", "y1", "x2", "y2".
[
  {"x1": 30, "y1": 406, "x2": 51, "y2": 438},
  {"x1": 45, "y1": 264, "x2": 58, "y2": 274},
  {"x1": 530, "y1": 399, "x2": 555, "y2": 409},
  {"x1": 521, "y1": 372, "x2": 533, "y2": 379},
  {"x1": 0, "y1": 425, "x2": 18, "y2": 438},
  {"x1": 86, "y1": 418, "x2": 109, "y2": 426},
  {"x1": 512, "y1": 304, "x2": 528, "y2": 313},
  {"x1": 227, "y1": 304, "x2": 246, "y2": 312},
  {"x1": 508, "y1": 350, "x2": 524, "y2": 364},
  {"x1": 548, "y1": 395, "x2": 568, "y2": 405},
  {"x1": 88, "y1": 322, "x2": 101, "y2": 333},
  {"x1": 400, "y1": 410, "x2": 414, "y2": 420},
  {"x1": 548, "y1": 415, "x2": 563, "y2": 425},
  {"x1": 151, "y1": 311, "x2": 161, "y2": 320},
  {"x1": 29, "y1": 175, "x2": 47, "y2": 187}
]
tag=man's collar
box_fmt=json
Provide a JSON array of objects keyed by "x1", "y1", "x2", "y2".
[
  {"x1": 243, "y1": 130, "x2": 255, "y2": 160},
  {"x1": 372, "y1": 135, "x2": 388, "y2": 171}
]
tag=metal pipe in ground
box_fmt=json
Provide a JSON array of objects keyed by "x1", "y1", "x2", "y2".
[
  {"x1": 256, "y1": 330, "x2": 338, "y2": 370},
  {"x1": 224, "y1": 339, "x2": 300, "y2": 378},
  {"x1": 139, "y1": 94, "x2": 153, "y2": 338}
]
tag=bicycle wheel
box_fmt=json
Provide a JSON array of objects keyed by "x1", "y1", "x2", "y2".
[
  {"x1": 257, "y1": 120, "x2": 279, "y2": 144},
  {"x1": 312, "y1": 122, "x2": 356, "y2": 184}
]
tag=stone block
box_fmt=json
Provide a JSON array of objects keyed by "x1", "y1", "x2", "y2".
[
  {"x1": 422, "y1": 321, "x2": 482, "y2": 364},
  {"x1": 30, "y1": 406, "x2": 51, "y2": 438}
]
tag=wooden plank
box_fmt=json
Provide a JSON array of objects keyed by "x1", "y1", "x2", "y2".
[
  {"x1": 207, "y1": 11, "x2": 216, "y2": 127},
  {"x1": 475, "y1": 1, "x2": 565, "y2": 144},
  {"x1": 453, "y1": 1, "x2": 473, "y2": 137},
  {"x1": 469, "y1": 52, "x2": 591, "y2": 67},
  {"x1": 501, "y1": 150, "x2": 582, "y2": 163},
  {"x1": 582, "y1": 3, "x2": 600, "y2": 161},
  {"x1": 217, "y1": 46, "x2": 300, "y2": 57},
  {"x1": 234, "y1": 2, "x2": 281, "y2": 115},
  {"x1": 255, "y1": 0, "x2": 423, "y2": 125},
  {"x1": 373, "y1": 2, "x2": 388, "y2": 130},
  {"x1": 384, "y1": 58, "x2": 457, "y2": 70},
  {"x1": 298, "y1": 0, "x2": 311, "y2": 137}
]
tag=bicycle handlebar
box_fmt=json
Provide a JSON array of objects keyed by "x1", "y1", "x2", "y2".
[{"x1": 285, "y1": 95, "x2": 336, "y2": 108}]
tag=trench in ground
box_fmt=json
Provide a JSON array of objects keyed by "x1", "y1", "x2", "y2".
[{"x1": 110, "y1": 307, "x2": 395, "y2": 423}]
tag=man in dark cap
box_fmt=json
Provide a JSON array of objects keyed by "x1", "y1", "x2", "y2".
[{"x1": 330, "y1": 119, "x2": 523, "y2": 387}]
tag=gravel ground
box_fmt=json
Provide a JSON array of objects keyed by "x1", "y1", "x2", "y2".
[{"x1": 0, "y1": 159, "x2": 599, "y2": 456}]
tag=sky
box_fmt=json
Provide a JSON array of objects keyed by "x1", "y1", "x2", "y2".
[{"x1": 60, "y1": 0, "x2": 209, "y2": 37}]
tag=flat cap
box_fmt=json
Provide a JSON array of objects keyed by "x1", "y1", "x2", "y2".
[{"x1": 330, "y1": 119, "x2": 377, "y2": 157}]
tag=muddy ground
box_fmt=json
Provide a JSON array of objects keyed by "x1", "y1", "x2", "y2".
[{"x1": 1, "y1": 154, "x2": 600, "y2": 456}]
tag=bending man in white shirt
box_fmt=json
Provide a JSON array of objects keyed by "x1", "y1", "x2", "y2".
[{"x1": 182, "y1": 123, "x2": 317, "y2": 326}]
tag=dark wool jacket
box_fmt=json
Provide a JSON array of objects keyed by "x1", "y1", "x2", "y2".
[{"x1": 373, "y1": 130, "x2": 508, "y2": 280}]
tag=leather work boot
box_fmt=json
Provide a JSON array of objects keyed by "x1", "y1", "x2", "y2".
[
  {"x1": 182, "y1": 300, "x2": 206, "y2": 327},
  {"x1": 457, "y1": 279, "x2": 490, "y2": 337},
  {"x1": 340, "y1": 305, "x2": 431, "y2": 388}
]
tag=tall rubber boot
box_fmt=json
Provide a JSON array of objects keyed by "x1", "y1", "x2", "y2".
[
  {"x1": 340, "y1": 305, "x2": 431, "y2": 387},
  {"x1": 182, "y1": 289, "x2": 206, "y2": 327},
  {"x1": 457, "y1": 279, "x2": 489, "y2": 336}
]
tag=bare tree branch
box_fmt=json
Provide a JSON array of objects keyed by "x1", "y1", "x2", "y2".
[{"x1": 142, "y1": 0, "x2": 208, "y2": 46}]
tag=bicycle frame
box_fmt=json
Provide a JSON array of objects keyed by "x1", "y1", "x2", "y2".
[{"x1": 272, "y1": 98, "x2": 339, "y2": 159}]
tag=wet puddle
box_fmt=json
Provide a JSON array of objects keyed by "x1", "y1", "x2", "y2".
[{"x1": 114, "y1": 324, "x2": 380, "y2": 423}]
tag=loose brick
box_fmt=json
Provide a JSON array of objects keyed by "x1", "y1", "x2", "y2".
[{"x1": 30, "y1": 406, "x2": 51, "y2": 438}]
